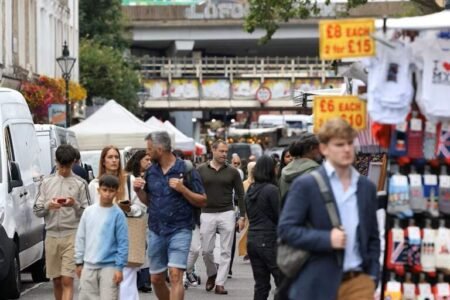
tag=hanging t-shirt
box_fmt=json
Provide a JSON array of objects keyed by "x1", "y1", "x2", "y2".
[
  {"x1": 413, "y1": 37, "x2": 450, "y2": 121},
  {"x1": 364, "y1": 42, "x2": 413, "y2": 124}
]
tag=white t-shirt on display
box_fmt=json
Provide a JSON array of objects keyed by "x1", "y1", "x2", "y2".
[
  {"x1": 364, "y1": 42, "x2": 413, "y2": 124},
  {"x1": 413, "y1": 38, "x2": 450, "y2": 121}
]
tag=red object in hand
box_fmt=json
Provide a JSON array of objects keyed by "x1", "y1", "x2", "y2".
[{"x1": 56, "y1": 198, "x2": 67, "y2": 204}]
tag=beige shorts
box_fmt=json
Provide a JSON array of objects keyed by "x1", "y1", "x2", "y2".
[{"x1": 45, "y1": 233, "x2": 76, "y2": 279}]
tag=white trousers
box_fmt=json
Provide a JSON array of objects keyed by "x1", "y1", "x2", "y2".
[
  {"x1": 200, "y1": 211, "x2": 235, "y2": 286},
  {"x1": 119, "y1": 267, "x2": 139, "y2": 300},
  {"x1": 187, "y1": 225, "x2": 201, "y2": 273}
]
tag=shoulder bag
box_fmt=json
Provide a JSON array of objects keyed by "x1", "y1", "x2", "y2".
[{"x1": 277, "y1": 170, "x2": 341, "y2": 278}]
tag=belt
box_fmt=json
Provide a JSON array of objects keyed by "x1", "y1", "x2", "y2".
[{"x1": 341, "y1": 271, "x2": 362, "y2": 282}]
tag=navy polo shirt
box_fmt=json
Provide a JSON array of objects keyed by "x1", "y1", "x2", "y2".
[{"x1": 145, "y1": 158, "x2": 204, "y2": 235}]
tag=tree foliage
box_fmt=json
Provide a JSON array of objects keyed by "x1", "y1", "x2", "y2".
[
  {"x1": 245, "y1": 0, "x2": 443, "y2": 44},
  {"x1": 79, "y1": 39, "x2": 140, "y2": 112},
  {"x1": 79, "y1": 0, "x2": 141, "y2": 111},
  {"x1": 79, "y1": 0, "x2": 129, "y2": 50}
]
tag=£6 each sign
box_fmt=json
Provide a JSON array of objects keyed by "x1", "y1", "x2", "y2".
[{"x1": 313, "y1": 96, "x2": 366, "y2": 131}]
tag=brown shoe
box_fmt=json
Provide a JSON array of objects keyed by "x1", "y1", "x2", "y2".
[
  {"x1": 205, "y1": 274, "x2": 217, "y2": 291},
  {"x1": 215, "y1": 285, "x2": 228, "y2": 295}
]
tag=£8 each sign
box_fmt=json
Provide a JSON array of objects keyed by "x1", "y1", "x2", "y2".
[
  {"x1": 313, "y1": 96, "x2": 366, "y2": 132},
  {"x1": 319, "y1": 18, "x2": 375, "y2": 60}
]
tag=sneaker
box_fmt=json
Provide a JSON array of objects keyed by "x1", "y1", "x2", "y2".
[
  {"x1": 186, "y1": 272, "x2": 199, "y2": 287},
  {"x1": 227, "y1": 270, "x2": 232, "y2": 279}
]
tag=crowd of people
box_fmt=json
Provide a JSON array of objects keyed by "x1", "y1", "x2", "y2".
[{"x1": 32, "y1": 117, "x2": 380, "y2": 300}]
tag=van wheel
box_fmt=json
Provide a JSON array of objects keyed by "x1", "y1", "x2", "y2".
[
  {"x1": 6, "y1": 246, "x2": 21, "y2": 299},
  {"x1": 30, "y1": 257, "x2": 48, "y2": 282}
]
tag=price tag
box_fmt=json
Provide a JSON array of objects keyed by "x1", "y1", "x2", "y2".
[
  {"x1": 396, "y1": 122, "x2": 408, "y2": 133},
  {"x1": 392, "y1": 228, "x2": 404, "y2": 242},
  {"x1": 392, "y1": 174, "x2": 408, "y2": 186},
  {"x1": 425, "y1": 121, "x2": 437, "y2": 134},
  {"x1": 410, "y1": 118, "x2": 423, "y2": 132},
  {"x1": 313, "y1": 96, "x2": 366, "y2": 132},
  {"x1": 418, "y1": 283, "x2": 433, "y2": 296},
  {"x1": 409, "y1": 174, "x2": 422, "y2": 187},
  {"x1": 386, "y1": 281, "x2": 402, "y2": 292},
  {"x1": 403, "y1": 283, "x2": 416, "y2": 299},
  {"x1": 424, "y1": 174, "x2": 438, "y2": 186},
  {"x1": 440, "y1": 175, "x2": 450, "y2": 188},
  {"x1": 437, "y1": 283, "x2": 450, "y2": 296},
  {"x1": 319, "y1": 18, "x2": 375, "y2": 60},
  {"x1": 408, "y1": 226, "x2": 421, "y2": 240}
]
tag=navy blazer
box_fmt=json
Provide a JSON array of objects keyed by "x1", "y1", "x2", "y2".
[{"x1": 278, "y1": 166, "x2": 380, "y2": 300}]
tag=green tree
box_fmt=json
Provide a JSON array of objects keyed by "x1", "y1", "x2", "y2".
[
  {"x1": 79, "y1": 0, "x2": 129, "y2": 50},
  {"x1": 79, "y1": 39, "x2": 140, "y2": 111},
  {"x1": 245, "y1": 0, "x2": 443, "y2": 43}
]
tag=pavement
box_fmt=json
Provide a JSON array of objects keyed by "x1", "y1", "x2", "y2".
[{"x1": 18, "y1": 257, "x2": 267, "y2": 300}]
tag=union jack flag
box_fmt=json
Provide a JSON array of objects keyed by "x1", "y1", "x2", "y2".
[{"x1": 437, "y1": 123, "x2": 450, "y2": 158}]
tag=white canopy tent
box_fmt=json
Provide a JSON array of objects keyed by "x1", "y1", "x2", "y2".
[
  {"x1": 162, "y1": 120, "x2": 196, "y2": 153},
  {"x1": 375, "y1": 10, "x2": 450, "y2": 30},
  {"x1": 145, "y1": 116, "x2": 164, "y2": 128},
  {"x1": 70, "y1": 100, "x2": 172, "y2": 150},
  {"x1": 146, "y1": 117, "x2": 207, "y2": 155}
]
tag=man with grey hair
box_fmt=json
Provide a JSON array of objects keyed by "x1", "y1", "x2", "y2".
[{"x1": 134, "y1": 131, "x2": 207, "y2": 300}]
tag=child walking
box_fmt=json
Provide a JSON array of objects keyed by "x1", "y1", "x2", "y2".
[
  {"x1": 33, "y1": 144, "x2": 90, "y2": 300},
  {"x1": 75, "y1": 175, "x2": 129, "y2": 300}
]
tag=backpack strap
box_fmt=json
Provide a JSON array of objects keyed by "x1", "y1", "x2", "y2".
[
  {"x1": 183, "y1": 160, "x2": 193, "y2": 189},
  {"x1": 310, "y1": 170, "x2": 343, "y2": 266},
  {"x1": 310, "y1": 170, "x2": 341, "y2": 227}
]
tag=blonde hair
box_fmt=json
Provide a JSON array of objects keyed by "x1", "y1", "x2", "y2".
[
  {"x1": 246, "y1": 161, "x2": 256, "y2": 182},
  {"x1": 317, "y1": 118, "x2": 357, "y2": 145},
  {"x1": 98, "y1": 145, "x2": 127, "y2": 201}
]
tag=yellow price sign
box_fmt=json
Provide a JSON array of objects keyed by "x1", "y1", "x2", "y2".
[
  {"x1": 313, "y1": 96, "x2": 367, "y2": 132},
  {"x1": 319, "y1": 18, "x2": 375, "y2": 60}
]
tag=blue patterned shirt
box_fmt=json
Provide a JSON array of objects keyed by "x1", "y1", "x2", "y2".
[{"x1": 145, "y1": 158, "x2": 205, "y2": 235}]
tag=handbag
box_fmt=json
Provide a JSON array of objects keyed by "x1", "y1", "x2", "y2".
[
  {"x1": 126, "y1": 215, "x2": 147, "y2": 267},
  {"x1": 277, "y1": 170, "x2": 342, "y2": 278}
]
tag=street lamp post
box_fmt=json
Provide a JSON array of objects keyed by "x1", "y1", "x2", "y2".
[
  {"x1": 137, "y1": 90, "x2": 149, "y2": 120},
  {"x1": 56, "y1": 41, "x2": 76, "y2": 128}
]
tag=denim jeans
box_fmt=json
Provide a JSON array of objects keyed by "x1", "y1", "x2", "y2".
[
  {"x1": 247, "y1": 232, "x2": 281, "y2": 300},
  {"x1": 148, "y1": 229, "x2": 192, "y2": 274}
]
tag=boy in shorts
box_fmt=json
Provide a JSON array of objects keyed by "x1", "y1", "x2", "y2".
[
  {"x1": 33, "y1": 144, "x2": 90, "y2": 300},
  {"x1": 75, "y1": 175, "x2": 128, "y2": 300}
]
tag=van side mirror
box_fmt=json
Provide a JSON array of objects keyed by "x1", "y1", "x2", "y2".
[{"x1": 9, "y1": 161, "x2": 23, "y2": 192}]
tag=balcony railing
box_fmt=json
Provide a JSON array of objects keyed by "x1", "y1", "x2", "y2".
[{"x1": 139, "y1": 56, "x2": 337, "y2": 81}]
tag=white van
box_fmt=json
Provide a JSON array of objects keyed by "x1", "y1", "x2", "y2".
[
  {"x1": 258, "y1": 114, "x2": 313, "y2": 135},
  {"x1": 0, "y1": 88, "x2": 46, "y2": 297},
  {"x1": 34, "y1": 124, "x2": 79, "y2": 175}
]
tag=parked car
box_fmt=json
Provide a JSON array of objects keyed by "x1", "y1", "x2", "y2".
[{"x1": 0, "y1": 88, "x2": 46, "y2": 298}]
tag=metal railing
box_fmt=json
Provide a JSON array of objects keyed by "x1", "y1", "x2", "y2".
[{"x1": 139, "y1": 56, "x2": 337, "y2": 81}]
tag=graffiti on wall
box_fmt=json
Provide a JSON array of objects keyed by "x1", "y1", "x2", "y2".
[
  {"x1": 232, "y1": 79, "x2": 260, "y2": 100},
  {"x1": 144, "y1": 79, "x2": 169, "y2": 99},
  {"x1": 202, "y1": 79, "x2": 230, "y2": 99},
  {"x1": 170, "y1": 79, "x2": 200, "y2": 99}
]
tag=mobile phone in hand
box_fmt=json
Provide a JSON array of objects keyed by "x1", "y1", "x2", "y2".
[
  {"x1": 56, "y1": 198, "x2": 67, "y2": 204},
  {"x1": 119, "y1": 200, "x2": 131, "y2": 205}
]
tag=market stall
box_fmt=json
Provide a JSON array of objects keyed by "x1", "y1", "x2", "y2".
[{"x1": 317, "y1": 9, "x2": 450, "y2": 299}]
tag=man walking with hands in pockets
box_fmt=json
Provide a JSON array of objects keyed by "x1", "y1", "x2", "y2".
[
  {"x1": 134, "y1": 131, "x2": 206, "y2": 300},
  {"x1": 278, "y1": 118, "x2": 380, "y2": 300}
]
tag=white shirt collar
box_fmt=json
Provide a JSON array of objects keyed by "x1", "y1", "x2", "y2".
[{"x1": 323, "y1": 160, "x2": 360, "y2": 183}]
